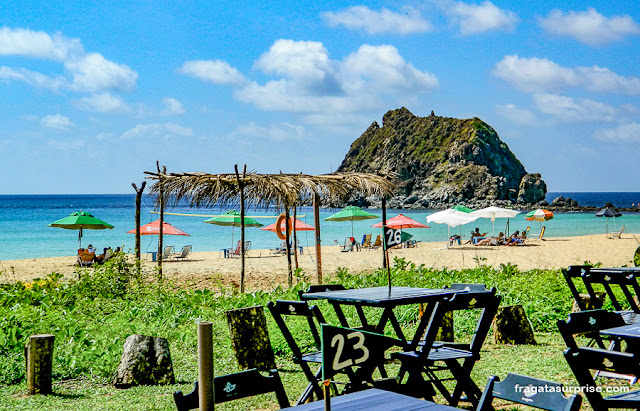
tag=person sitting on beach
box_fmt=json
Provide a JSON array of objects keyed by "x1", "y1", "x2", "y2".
[
  {"x1": 465, "y1": 228, "x2": 483, "y2": 244},
  {"x1": 506, "y1": 231, "x2": 525, "y2": 246},
  {"x1": 475, "y1": 232, "x2": 504, "y2": 246},
  {"x1": 95, "y1": 247, "x2": 109, "y2": 264},
  {"x1": 87, "y1": 244, "x2": 96, "y2": 254}
]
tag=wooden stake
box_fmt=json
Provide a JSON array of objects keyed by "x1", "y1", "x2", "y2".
[
  {"x1": 131, "y1": 181, "x2": 146, "y2": 261},
  {"x1": 292, "y1": 206, "x2": 299, "y2": 270},
  {"x1": 313, "y1": 193, "x2": 322, "y2": 284},
  {"x1": 198, "y1": 322, "x2": 214, "y2": 411},
  {"x1": 284, "y1": 206, "x2": 293, "y2": 288},
  {"x1": 235, "y1": 164, "x2": 246, "y2": 293},
  {"x1": 25, "y1": 334, "x2": 55, "y2": 395},
  {"x1": 157, "y1": 162, "x2": 165, "y2": 280}
]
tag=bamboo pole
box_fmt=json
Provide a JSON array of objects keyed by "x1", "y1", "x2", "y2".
[
  {"x1": 284, "y1": 207, "x2": 293, "y2": 288},
  {"x1": 198, "y1": 322, "x2": 214, "y2": 410},
  {"x1": 157, "y1": 163, "x2": 165, "y2": 280},
  {"x1": 313, "y1": 193, "x2": 322, "y2": 284},
  {"x1": 234, "y1": 164, "x2": 246, "y2": 293},
  {"x1": 132, "y1": 181, "x2": 146, "y2": 261},
  {"x1": 25, "y1": 334, "x2": 55, "y2": 395},
  {"x1": 292, "y1": 206, "x2": 299, "y2": 271}
]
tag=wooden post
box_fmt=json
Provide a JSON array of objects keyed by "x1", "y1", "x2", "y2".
[
  {"x1": 234, "y1": 164, "x2": 246, "y2": 293},
  {"x1": 313, "y1": 193, "x2": 322, "y2": 284},
  {"x1": 284, "y1": 207, "x2": 293, "y2": 288},
  {"x1": 225, "y1": 306, "x2": 276, "y2": 370},
  {"x1": 381, "y1": 197, "x2": 388, "y2": 269},
  {"x1": 25, "y1": 334, "x2": 55, "y2": 395},
  {"x1": 198, "y1": 322, "x2": 214, "y2": 411},
  {"x1": 157, "y1": 162, "x2": 165, "y2": 280},
  {"x1": 292, "y1": 206, "x2": 299, "y2": 270},
  {"x1": 131, "y1": 181, "x2": 146, "y2": 261}
]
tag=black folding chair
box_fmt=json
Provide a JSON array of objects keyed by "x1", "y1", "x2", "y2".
[
  {"x1": 392, "y1": 286, "x2": 501, "y2": 407},
  {"x1": 562, "y1": 265, "x2": 593, "y2": 311},
  {"x1": 564, "y1": 347, "x2": 640, "y2": 410},
  {"x1": 477, "y1": 373, "x2": 581, "y2": 411},
  {"x1": 583, "y1": 269, "x2": 640, "y2": 313},
  {"x1": 267, "y1": 300, "x2": 327, "y2": 405},
  {"x1": 557, "y1": 309, "x2": 626, "y2": 350},
  {"x1": 173, "y1": 368, "x2": 289, "y2": 410}
]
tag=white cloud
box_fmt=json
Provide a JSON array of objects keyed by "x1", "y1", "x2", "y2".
[
  {"x1": 162, "y1": 97, "x2": 185, "y2": 115},
  {"x1": 120, "y1": 123, "x2": 193, "y2": 140},
  {"x1": 0, "y1": 27, "x2": 82, "y2": 61},
  {"x1": 321, "y1": 6, "x2": 432, "y2": 35},
  {"x1": 442, "y1": 1, "x2": 518, "y2": 35},
  {"x1": 532, "y1": 93, "x2": 619, "y2": 122},
  {"x1": 0, "y1": 27, "x2": 137, "y2": 93},
  {"x1": 495, "y1": 104, "x2": 539, "y2": 126},
  {"x1": 179, "y1": 59, "x2": 246, "y2": 84},
  {"x1": 594, "y1": 123, "x2": 640, "y2": 142},
  {"x1": 76, "y1": 92, "x2": 130, "y2": 113},
  {"x1": 539, "y1": 8, "x2": 640, "y2": 46},
  {"x1": 493, "y1": 55, "x2": 640, "y2": 94},
  {"x1": 40, "y1": 114, "x2": 74, "y2": 131},
  {"x1": 232, "y1": 122, "x2": 307, "y2": 142}
]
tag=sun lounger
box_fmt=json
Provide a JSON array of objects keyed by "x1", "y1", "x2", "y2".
[
  {"x1": 341, "y1": 237, "x2": 355, "y2": 252},
  {"x1": 173, "y1": 245, "x2": 192, "y2": 260},
  {"x1": 361, "y1": 234, "x2": 372, "y2": 248},
  {"x1": 369, "y1": 234, "x2": 382, "y2": 249},
  {"x1": 161, "y1": 245, "x2": 174, "y2": 260},
  {"x1": 77, "y1": 252, "x2": 95, "y2": 267},
  {"x1": 530, "y1": 226, "x2": 546, "y2": 241},
  {"x1": 609, "y1": 225, "x2": 626, "y2": 239}
]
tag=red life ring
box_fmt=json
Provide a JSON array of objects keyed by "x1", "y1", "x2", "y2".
[{"x1": 275, "y1": 213, "x2": 290, "y2": 240}]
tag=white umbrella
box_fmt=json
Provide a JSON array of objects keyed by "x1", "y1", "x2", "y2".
[
  {"x1": 426, "y1": 209, "x2": 478, "y2": 248},
  {"x1": 470, "y1": 206, "x2": 520, "y2": 236}
]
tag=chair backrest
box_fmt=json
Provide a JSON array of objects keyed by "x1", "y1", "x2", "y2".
[
  {"x1": 102, "y1": 248, "x2": 112, "y2": 262},
  {"x1": 372, "y1": 235, "x2": 381, "y2": 246},
  {"x1": 244, "y1": 241, "x2": 251, "y2": 252},
  {"x1": 362, "y1": 234, "x2": 371, "y2": 247},
  {"x1": 556, "y1": 309, "x2": 626, "y2": 350},
  {"x1": 162, "y1": 246, "x2": 174, "y2": 259},
  {"x1": 80, "y1": 252, "x2": 95, "y2": 262},
  {"x1": 299, "y1": 284, "x2": 347, "y2": 300},
  {"x1": 477, "y1": 373, "x2": 581, "y2": 411},
  {"x1": 267, "y1": 300, "x2": 326, "y2": 361},
  {"x1": 173, "y1": 368, "x2": 289, "y2": 410},
  {"x1": 564, "y1": 347, "x2": 640, "y2": 410},
  {"x1": 583, "y1": 269, "x2": 640, "y2": 313},
  {"x1": 177, "y1": 245, "x2": 192, "y2": 258},
  {"x1": 539, "y1": 226, "x2": 546, "y2": 239},
  {"x1": 561, "y1": 265, "x2": 592, "y2": 311}
]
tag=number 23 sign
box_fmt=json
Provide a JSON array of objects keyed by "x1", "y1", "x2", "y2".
[{"x1": 321, "y1": 324, "x2": 398, "y2": 381}]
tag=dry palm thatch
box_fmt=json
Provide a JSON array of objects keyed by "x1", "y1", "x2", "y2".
[{"x1": 144, "y1": 170, "x2": 396, "y2": 208}]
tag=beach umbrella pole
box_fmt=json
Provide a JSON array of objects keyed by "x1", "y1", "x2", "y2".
[
  {"x1": 235, "y1": 164, "x2": 247, "y2": 293},
  {"x1": 313, "y1": 193, "x2": 322, "y2": 284},
  {"x1": 78, "y1": 228, "x2": 83, "y2": 249}
]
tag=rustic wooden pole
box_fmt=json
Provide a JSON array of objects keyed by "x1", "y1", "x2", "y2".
[
  {"x1": 234, "y1": 164, "x2": 246, "y2": 293},
  {"x1": 292, "y1": 206, "x2": 299, "y2": 270},
  {"x1": 157, "y1": 163, "x2": 165, "y2": 280},
  {"x1": 198, "y1": 322, "x2": 214, "y2": 411},
  {"x1": 284, "y1": 206, "x2": 293, "y2": 288},
  {"x1": 225, "y1": 306, "x2": 276, "y2": 370},
  {"x1": 25, "y1": 334, "x2": 55, "y2": 395},
  {"x1": 381, "y1": 197, "x2": 388, "y2": 269},
  {"x1": 313, "y1": 193, "x2": 322, "y2": 284},
  {"x1": 131, "y1": 181, "x2": 146, "y2": 261}
]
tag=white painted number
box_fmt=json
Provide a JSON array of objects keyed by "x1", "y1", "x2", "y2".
[
  {"x1": 386, "y1": 229, "x2": 402, "y2": 246},
  {"x1": 330, "y1": 331, "x2": 370, "y2": 371}
]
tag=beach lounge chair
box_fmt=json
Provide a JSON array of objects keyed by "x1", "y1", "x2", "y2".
[
  {"x1": 530, "y1": 226, "x2": 546, "y2": 241},
  {"x1": 341, "y1": 237, "x2": 355, "y2": 252},
  {"x1": 270, "y1": 241, "x2": 287, "y2": 255},
  {"x1": 368, "y1": 234, "x2": 382, "y2": 249},
  {"x1": 161, "y1": 245, "x2": 174, "y2": 260},
  {"x1": 229, "y1": 241, "x2": 251, "y2": 258},
  {"x1": 361, "y1": 234, "x2": 372, "y2": 248},
  {"x1": 77, "y1": 251, "x2": 95, "y2": 267},
  {"x1": 609, "y1": 225, "x2": 626, "y2": 239},
  {"x1": 173, "y1": 245, "x2": 192, "y2": 260}
]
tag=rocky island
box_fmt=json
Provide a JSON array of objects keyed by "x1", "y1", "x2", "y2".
[{"x1": 337, "y1": 107, "x2": 547, "y2": 209}]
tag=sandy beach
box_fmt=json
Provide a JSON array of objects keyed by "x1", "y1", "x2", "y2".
[{"x1": 1, "y1": 234, "x2": 639, "y2": 290}]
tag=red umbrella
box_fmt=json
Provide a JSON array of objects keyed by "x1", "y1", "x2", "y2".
[
  {"x1": 372, "y1": 214, "x2": 430, "y2": 229},
  {"x1": 127, "y1": 219, "x2": 190, "y2": 236},
  {"x1": 261, "y1": 218, "x2": 314, "y2": 232}
]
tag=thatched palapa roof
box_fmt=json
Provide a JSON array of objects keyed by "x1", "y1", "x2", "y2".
[{"x1": 144, "y1": 171, "x2": 396, "y2": 208}]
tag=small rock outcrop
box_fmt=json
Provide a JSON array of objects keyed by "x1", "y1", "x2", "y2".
[
  {"x1": 113, "y1": 334, "x2": 175, "y2": 388},
  {"x1": 337, "y1": 108, "x2": 547, "y2": 208}
]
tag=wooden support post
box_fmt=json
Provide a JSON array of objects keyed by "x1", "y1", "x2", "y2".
[
  {"x1": 225, "y1": 305, "x2": 276, "y2": 370},
  {"x1": 234, "y1": 164, "x2": 246, "y2": 293},
  {"x1": 25, "y1": 334, "x2": 55, "y2": 395},
  {"x1": 292, "y1": 206, "x2": 299, "y2": 270},
  {"x1": 198, "y1": 322, "x2": 214, "y2": 411},
  {"x1": 284, "y1": 207, "x2": 293, "y2": 288},
  {"x1": 131, "y1": 181, "x2": 146, "y2": 262},
  {"x1": 313, "y1": 193, "x2": 322, "y2": 284},
  {"x1": 381, "y1": 197, "x2": 388, "y2": 270},
  {"x1": 157, "y1": 162, "x2": 165, "y2": 280}
]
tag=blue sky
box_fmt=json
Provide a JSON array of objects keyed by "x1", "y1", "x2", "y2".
[{"x1": 1, "y1": 0, "x2": 639, "y2": 194}]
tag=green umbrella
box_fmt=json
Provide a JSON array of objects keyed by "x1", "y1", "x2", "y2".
[
  {"x1": 325, "y1": 205, "x2": 379, "y2": 237},
  {"x1": 48, "y1": 210, "x2": 114, "y2": 248},
  {"x1": 204, "y1": 210, "x2": 263, "y2": 247},
  {"x1": 451, "y1": 205, "x2": 474, "y2": 213}
]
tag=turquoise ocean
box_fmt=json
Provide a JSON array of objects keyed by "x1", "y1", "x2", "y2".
[{"x1": 0, "y1": 192, "x2": 639, "y2": 261}]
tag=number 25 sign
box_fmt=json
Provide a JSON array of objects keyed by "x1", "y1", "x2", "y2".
[{"x1": 321, "y1": 324, "x2": 398, "y2": 381}]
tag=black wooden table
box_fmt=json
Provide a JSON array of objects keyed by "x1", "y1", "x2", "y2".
[
  {"x1": 287, "y1": 388, "x2": 460, "y2": 410},
  {"x1": 601, "y1": 324, "x2": 640, "y2": 352},
  {"x1": 301, "y1": 286, "x2": 463, "y2": 349}
]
